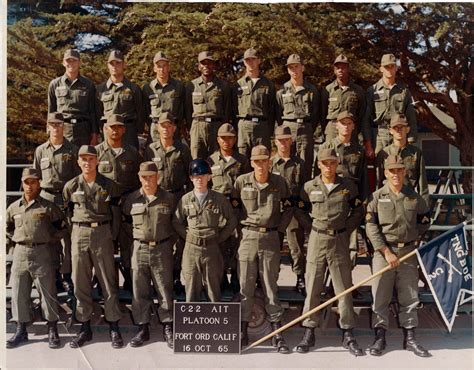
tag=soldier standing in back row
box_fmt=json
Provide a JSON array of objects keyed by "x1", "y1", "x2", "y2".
[
  {"x1": 48, "y1": 49, "x2": 98, "y2": 146},
  {"x1": 232, "y1": 48, "x2": 276, "y2": 157},
  {"x1": 185, "y1": 51, "x2": 232, "y2": 159},
  {"x1": 276, "y1": 54, "x2": 320, "y2": 179},
  {"x1": 366, "y1": 155, "x2": 431, "y2": 357},
  {"x1": 96, "y1": 50, "x2": 145, "y2": 149}
]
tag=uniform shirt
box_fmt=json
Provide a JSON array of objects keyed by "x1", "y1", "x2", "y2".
[
  {"x1": 363, "y1": 79, "x2": 417, "y2": 142},
  {"x1": 232, "y1": 75, "x2": 276, "y2": 125},
  {"x1": 172, "y1": 189, "x2": 237, "y2": 244},
  {"x1": 95, "y1": 140, "x2": 142, "y2": 194},
  {"x1": 208, "y1": 150, "x2": 251, "y2": 196},
  {"x1": 63, "y1": 173, "x2": 121, "y2": 223},
  {"x1": 270, "y1": 154, "x2": 307, "y2": 197},
  {"x1": 144, "y1": 140, "x2": 192, "y2": 192},
  {"x1": 299, "y1": 175, "x2": 364, "y2": 234},
  {"x1": 233, "y1": 172, "x2": 293, "y2": 232},
  {"x1": 48, "y1": 74, "x2": 98, "y2": 133},
  {"x1": 365, "y1": 184, "x2": 430, "y2": 250},
  {"x1": 96, "y1": 77, "x2": 145, "y2": 133},
  {"x1": 184, "y1": 76, "x2": 231, "y2": 127},
  {"x1": 6, "y1": 196, "x2": 65, "y2": 244},
  {"x1": 33, "y1": 139, "x2": 80, "y2": 192},
  {"x1": 122, "y1": 187, "x2": 176, "y2": 242},
  {"x1": 276, "y1": 80, "x2": 320, "y2": 127},
  {"x1": 318, "y1": 138, "x2": 369, "y2": 201}
]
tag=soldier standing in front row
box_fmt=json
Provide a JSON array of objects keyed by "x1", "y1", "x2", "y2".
[
  {"x1": 122, "y1": 162, "x2": 176, "y2": 349},
  {"x1": 6, "y1": 168, "x2": 66, "y2": 349},
  {"x1": 366, "y1": 155, "x2": 431, "y2": 357},
  {"x1": 296, "y1": 148, "x2": 364, "y2": 356}
]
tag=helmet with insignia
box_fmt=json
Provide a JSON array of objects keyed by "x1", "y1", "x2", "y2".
[{"x1": 189, "y1": 159, "x2": 212, "y2": 176}]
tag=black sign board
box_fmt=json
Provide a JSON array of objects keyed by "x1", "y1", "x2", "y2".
[{"x1": 174, "y1": 302, "x2": 241, "y2": 354}]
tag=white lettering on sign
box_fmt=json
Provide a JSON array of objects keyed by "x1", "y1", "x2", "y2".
[{"x1": 428, "y1": 267, "x2": 444, "y2": 281}]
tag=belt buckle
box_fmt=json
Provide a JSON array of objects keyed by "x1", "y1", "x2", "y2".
[
  {"x1": 252, "y1": 117, "x2": 259, "y2": 123},
  {"x1": 91, "y1": 222, "x2": 99, "y2": 228},
  {"x1": 149, "y1": 241, "x2": 156, "y2": 247},
  {"x1": 258, "y1": 227, "x2": 266, "y2": 233},
  {"x1": 328, "y1": 229, "x2": 335, "y2": 236},
  {"x1": 397, "y1": 242, "x2": 405, "y2": 248},
  {"x1": 205, "y1": 117, "x2": 212, "y2": 123},
  {"x1": 296, "y1": 118, "x2": 303, "y2": 123}
]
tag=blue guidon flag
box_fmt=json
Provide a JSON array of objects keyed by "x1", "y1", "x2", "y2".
[{"x1": 416, "y1": 223, "x2": 473, "y2": 332}]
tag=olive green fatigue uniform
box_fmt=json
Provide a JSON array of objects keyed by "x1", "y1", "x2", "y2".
[
  {"x1": 63, "y1": 174, "x2": 123, "y2": 323},
  {"x1": 6, "y1": 196, "x2": 66, "y2": 323},
  {"x1": 122, "y1": 188, "x2": 176, "y2": 324},
  {"x1": 96, "y1": 78, "x2": 145, "y2": 149},
  {"x1": 142, "y1": 77, "x2": 185, "y2": 143},
  {"x1": 172, "y1": 190, "x2": 237, "y2": 302},
  {"x1": 233, "y1": 172, "x2": 293, "y2": 322},
  {"x1": 96, "y1": 141, "x2": 142, "y2": 269},
  {"x1": 185, "y1": 76, "x2": 232, "y2": 159},
  {"x1": 48, "y1": 74, "x2": 98, "y2": 146},
  {"x1": 298, "y1": 175, "x2": 364, "y2": 329},
  {"x1": 363, "y1": 80, "x2": 418, "y2": 154},
  {"x1": 321, "y1": 80, "x2": 366, "y2": 142},
  {"x1": 276, "y1": 80, "x2": 320, "y2": 177},
  {"x1": 232, "y1": 76, "x2": 276, "y2": 157},
  {"x1": 365, "y1": 184, "x2": 430, "y2": 329},
  {"x1": 376, "y1": 143, "x2": 429, "y2": 203},
  {"x1": 34, "y1": 139, "x2": 80, "y2": 273},
  {"x1": 270, "y1": 154, "x2": 307, "y2": 276}
]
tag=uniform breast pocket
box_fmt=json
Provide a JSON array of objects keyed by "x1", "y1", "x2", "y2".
[
  {"x1": 32, "y1": 210, "x2": 48, "y2": 225},
  {"x1": 237, "y1": 89, "x2": 251, "y2": 112},
  {"x1": 152, "y1": 158, "x2": 164, "y2": 171},
  {"x1": 392, "y1": 95, "x2": 405, "y2": 113},
  {"x1": 404, "y1": 201, "x2": 418, "y2": 223},
  {"x1": 374, "y1": 96, "x2": 388, "y2": 116},
  {"x1": 302, "y1": 94, "x2": 311, "y2": 114},
  {"x1": 203, "y1": 207, "x2": 220, "y2": 227},
  {"x1": 71, "y1": 193, "x2": 86, "y2": 207},
  {"x1": 97, "y1": 198, "x2": 110, "y2": 214},
  {"x1": 309, "y1": 193, "x2": 327, "y2": 218},
  {"x1": 120, "y1": 160, "x2": 135, "y2": 173},
  {"x1": 98, "y1": 162, "x2": 113, "y2": 173},
  {"x1": 72, "y1": 89, "x2": 89, "y2": 104},
  {"x1": 149, "y1": 94, "x2": 161, "y2": 107},
  {"x1": 241, "y1": 190, "x2": 258, "y2": 212},
  {"x1": 55, "y1": 87, "x2": 69, "y2": 106},
  {"x1": 100, "y1": 93, "x2": 114, "y2": 109},
  {"x1": 121, "y1": 93, "x2": 133, "y2": 101},
  {"x1": 130, "y1": 205, "x2": 146, "y2": 225},
  {"x1": 282, "y1": 94, "x2": 295, "y2": 114},
  {"x1": 40, "y1": 158, "x2": 52, "y2": 175},
  {"x1": 13, "y1": 215, "x2": 23, "y2": 228},
  {"x1": 192, "y1": 95, "x2": 206, "y2": 114},
  {"x1": 377, "y1": 201, "x2": 395, "y2": 225},
  {"x1": 328, "y1": 97, "x2": 340, "y2": 114}
]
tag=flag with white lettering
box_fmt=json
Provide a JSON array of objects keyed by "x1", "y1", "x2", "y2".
[{"x1": 416, "y1": 223, "x2": 473, "y2": 331}]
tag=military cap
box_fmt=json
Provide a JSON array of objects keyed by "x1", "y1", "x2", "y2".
[
  {"x1": 250, "y1": 145, "x2": 270, "y2": 160},
  {"x1": 333, "y1": 54, "x2": 349, "y2": 65},
  {"x1": 47, "y1": 112, "x2": 64, "y2": 123},
  {"x1": 198, "y1": 51, "x2": 215, "y2": 62},
  {"x1": 153, "y1": 51, "x2": 169, "y2": 63},
  {"x1": 105, "y1": 114, "x2": 125, "y2": 126},
  {"x1": 63, "y1": 49, "x2": 80, "y2": 60},
  {"x1": 138, "y1": 161, "x2": 158, "y2": 176},
  {"x1": 108, "y1": 50, "x2": 124, "y2": 62},
  {"x1": 381, "y1": 53, "x2": 396, "y2": 66},
  {"x1": 275, "y1": 125, "x2": 292, "y2": 139},
  {"x1": 384, "y1": 155, "x2": 405, "y2": 169},
  {"x1": 336, "y1": 111, "x2": 355, "y2": 122},
  {"x1": 157, "y1": 112, "x2": 176, "y2": 125},
  {"x1": 318, "y1": 148, "x2": 339, "y2": 162},
  {"x1": 244, "y1": 48, "x2": 259, "y2": 59},
  {"x1": 21, "y1": 168, "x2": 40, "y2": 181},
  {"x1": 286, "y1": 54, "x2": 302, "y2": 65},
  {"x1": 390, "y1": 113, "x2": 409, "y2": 127},
  {"x1": 78, "y1": 145, "x2": 97, "y2": 157},
  {"x1": 217, "y1": 123, "x2": 236, "y2": 137}
]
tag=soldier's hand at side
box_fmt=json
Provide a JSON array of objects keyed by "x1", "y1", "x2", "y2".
[
  {"x1": 383, "y1": 248, "x2": 399, "y2": 268},
  {"x1": 363, "y1": 140, "x2": 375, "y2": 159},
  {"x1": 90, "y1": 133, "x2": 98, "y2": 146}
]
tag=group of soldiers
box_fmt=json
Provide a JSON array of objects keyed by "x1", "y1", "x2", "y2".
[{"x1": 6, "y1": 47, "x2": 432, "y2": 357}]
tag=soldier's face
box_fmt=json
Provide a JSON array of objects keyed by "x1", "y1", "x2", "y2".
[
  {"x1": 106, "y1": 124, "x2": 125, "y2": 141},
  {"x1": 287, "y1": 63, "x2": 304, "y2": 79},
  {"x1": 318, "y1": 159, "x2": 338, "y2": 178},
  {"x1": 78, "y1": 155, "x2": 98, "y2": 174},
  {"x1": 244, "y1": 57, "x2": 261, "y2": 73},
  {"x1": 154, "y1": 61, "x2": 170, "y2": 80},
  {"x1": 190, "y1": 174, "x2": 210, "y2": 192},
  {"x1": 334, "y1": 63, "x2": 349, "y2": 80},
  {"x1": 336, "y1": 119, "x2": 355, "y2": 137},
  {"x1": 251, "y1": 158, "x2": 270, "y2": 176},
  {"x1": 62, "y1": 58, "x2": 81, "y2": 74},
  {"x1": 48, "y1": 122, "x2": 64, "y2": 139},
  {"x1": 380, "y1": 64, "x2": 397, "y2": 79},
  {"x1": 157, "y1": 122, "x2": 176, "y2": 140},
  {"x1": 385, "y1": 167, "x2": 406, "y2": 187},
  {"x1": 198, "y1": 59, "x2": 216, "y2": 77},
  {"x1": 22, "y1": 178, "x2": 41, "y2": 198},
  {"x1": 389, "y1": 125, "x2": 410, "y2": 141},
  {"x1": 108, "y1": 60, "x2": 125, "y2": 76},
  {"x1": 140, "y1": 174, "x2": 159, "y2": 194},
  {"x1": 275, "y1": 137, "x2": 292, "y2": 153},
  {"x1": 217, "y1": 135, "x2": 236, "y2": 151}
]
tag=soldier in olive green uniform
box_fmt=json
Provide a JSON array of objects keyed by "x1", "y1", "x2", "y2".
[
  {"x1": 366, "y1": 155, "x2": 431, "y2": 358},
  {"x1": 376, "y1": 114, "x2": 428, "y2": 203},
  {"x1": 276, "y1": 54, "x2": 320, "y2": 178},
  {"x1": 33, "y1": 112, "x2": 80, "y2": 291},
  {"x1": 122, "y1": 162, "x2": 176, "y2": 349},
  {"x1": 232, "y1": 48, "x2": 276, "y2": 158},
  {"x1": 295, "y1": 148, "x2": 364, "y2": 356},
  {"x1": 173, "y1": 159, "x2": 237, "y2": 303},
  {"x1": 321, "y1": 54, "x2": 366, "y2": 142},
  {"x1": 96, "y1": 50, "x2": 145, "y2": 149},
  {"x1": 142, "y1": 51, "x2": 185, "y2": 143},
  {"x1": 208, "y1": 123, "x2": 251, "y2": 292},
  {"x1": 48, "y1": 49, "x2": 98, "y2": 146},
  {"x1": 234, "y1": 145, "x2": 293, "y2": 353},
  {"x1": 185, "y1": 51, "x2": 232, "y2": 159},
  {"x1": 363, "y1": 54, "x2": 418, "y2": 158},
  {"x1": 6, "y1": 168, "x2": 66, "y2": 349},
  {"x1": 271, "y1": 125, "x2": 307, "y2": 295},
  {"x1": 63, "y1": 145, "x2": 123, "y2": 349}
]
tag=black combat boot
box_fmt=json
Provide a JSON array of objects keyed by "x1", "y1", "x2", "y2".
[
  {"x1": 69, "y1": 321, "x2": 92, "y2": 348},
  {"x1": 296, "y1": 274, "x2": 306, "y2": 296},
  {"x1": 295, "y1": 327, "x2": 315, "y2": 353},
  {"x1": 368, "y1": 327, "x2": 386, "y2": 356},
  {"x1": 6, "y1": 322, "x2": 28, "y2": 348},
  {"x1": 109, "y1": 321, "x2": 124, "y2": 349},
  {"x1": 47, "y1": 321, "x2": 60, "y2": 349},
  {"x1": 403, "y1": 328, "x2": 431, "y2": 357},
  {"x1": 270, "y1": 321, "x2": 290, "y2": 354},
  {"x1": 122, "y1": 268, "x2": 133, "y2": 293},
  {"x1": 241, "y1": 321, "x2": 249, "y2": 347},
  {"x1": 342, "y1": 329, "x2": 364, "y2": 356},
  {"x1": 230, "y1": 269, "x2": 240, "y2": 294},
  {"x1": 130, "y1": 324, "x2": 150, "y2": 347},
  {"x1": 62, "y1": 273, "x2": 74, "y2": 295},
  {"x1": 163, "y1": 323, "x2": 173, "y2": 349}
]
